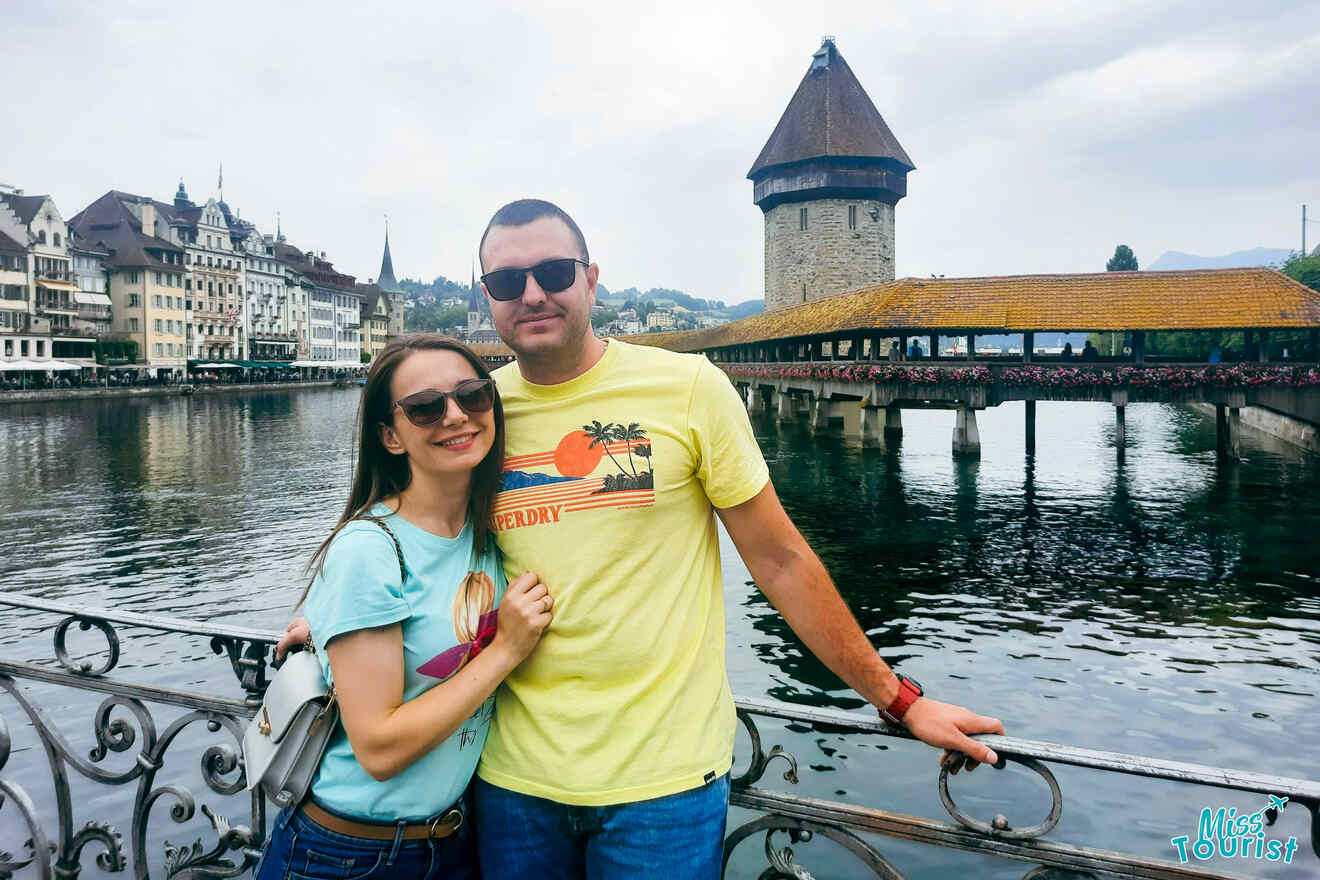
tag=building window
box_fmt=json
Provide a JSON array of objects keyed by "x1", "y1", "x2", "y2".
[
  {"x1": 154, "y1": 319, "x2": 163, "y2": 332},
  {"x1": 128, "y1": 318, "x2": 139, "y2": 331},
  {"x1": 127, "y1": 294, "x2": 140, "y2": 306},
  {"x1": 36, "y1": 340, "x2": 44, "y2": 357},
  {"x1": 152, "y1": 294, "x2": 162, "y2": 307},
  {"x1": 848, "y1": 205, "x2": 857, "y2": 229},
  {"x1": 37, "y1": 231, "x2": 46, "y2": 244},
  {"x1": 799, "y1": 207, "x2": 807, "y2": 231},
  {"x1": 154, "y1": 343, "x2": 163, "y2": 356},
  {"x1": 53, "y1": 233, "x2": 61, "y2": 246}
]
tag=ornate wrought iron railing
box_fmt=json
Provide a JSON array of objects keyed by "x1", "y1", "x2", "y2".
[{"x1": 0, "y1": 593, "x2": 1316, "y2": 880}]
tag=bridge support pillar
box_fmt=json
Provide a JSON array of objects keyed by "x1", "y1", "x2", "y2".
[
  {"x1": 952, "y1": 405, "x2": 981, "y2": 457},
  {"x1": 1112, "y1": 390, "x2": 1128, "y2": 450},
  {"x1": 859, "y1": 407, "x2": 886, "y2": 448},
  {"x1": 745, "y1": 385, "x2": 767, "y2": 413},
  {"x1": 884, "y1": 404, "x2": 903, "y2": 436},
  {"x1": 809, "y1": 397, "x2": 832, "y2": 434},
  {"x1": 841, "y1": 404, "x2": 862, "y2": 441},
  {"x1": 1025, "y1": 400, "x2": 1037, "y2": 454},
  {"x1": 775, "y1": 391, "x2": 796, "y2": 423},
  {"x1": 1217, "y1": 396, "x2": 1243, "y2": 461}
]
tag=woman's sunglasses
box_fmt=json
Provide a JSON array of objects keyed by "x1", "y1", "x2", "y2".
[
  {"x1": 480, "y1": 257, "x2": 589, "y2": 302},
  {"x1": 390, "y1": 379, "x2": 495, "y2": 427}
]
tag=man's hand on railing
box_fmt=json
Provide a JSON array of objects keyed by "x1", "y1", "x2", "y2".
[
  {"x1": 275, "y1": 616, "x2": 311, "y2": 661},
  {"x1": 900, "y1": 697, "x2": 1004, "y2": 772}
]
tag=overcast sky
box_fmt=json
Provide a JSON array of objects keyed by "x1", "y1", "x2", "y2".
[{"x1": 4, "y1": 0, "x2": 1318, "y2": 304}]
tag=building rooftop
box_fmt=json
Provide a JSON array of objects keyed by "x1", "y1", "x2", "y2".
[
  {"x1": 68, "y1": 191, "x2": 185, "y2": 270},
  {"x1": 378, "y1": 230, "x2": 399, "y2": 290},
  {"x1": 748, "y1": 38, "x2": 913, "y2": 179},
  {"x1": 0, "y1": 192, "x2": 49, "y2": 227},
  {"x1": 628, "y1": 268, "x2": 1320, "y2": 351}
]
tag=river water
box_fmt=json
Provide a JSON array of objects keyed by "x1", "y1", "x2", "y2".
[{"x1": 0, "y1": 387, "x2": 1317, "y2": 879}]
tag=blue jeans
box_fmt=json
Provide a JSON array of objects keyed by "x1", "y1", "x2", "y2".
[
  {"x1": 253, "y1": 804, "x2": 478, "y2": 880},
  {"x1": 473, "y1": 774, "x2": 730, "y2": 879}
]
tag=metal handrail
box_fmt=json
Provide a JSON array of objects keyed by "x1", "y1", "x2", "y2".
[{"x1": 0, "y1": 592, "x2": 1315, "y2": 880}]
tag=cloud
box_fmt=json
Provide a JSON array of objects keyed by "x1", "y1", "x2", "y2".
[{"x1": 2, "y1": 0, "x2": 1317, "y2": 301}]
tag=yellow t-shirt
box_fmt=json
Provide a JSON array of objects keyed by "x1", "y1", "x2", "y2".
[{"x1": 477, "y1": 339, "x2": 770, "y2": 805}]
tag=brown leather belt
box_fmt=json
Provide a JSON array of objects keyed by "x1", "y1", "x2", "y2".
[{"x1": 301, "y1": 800, "x2": 463, "y2": 841}]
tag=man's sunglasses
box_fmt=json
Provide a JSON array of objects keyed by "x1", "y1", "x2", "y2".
[
  {"x1": 480, "y1": 257, "x2": 589, "y2": 302},
  {"x1": 390, "y1": 379, "x2": 495, "y2": 427}
]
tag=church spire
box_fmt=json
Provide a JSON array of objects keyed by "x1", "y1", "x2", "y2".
[{"x1": 377, "y1": 216, "x2": 399, "y2": 290}]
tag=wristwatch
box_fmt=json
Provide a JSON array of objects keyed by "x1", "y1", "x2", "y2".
[{"x1": 879, "y1": 674, "x2": 923, "y2": 725}]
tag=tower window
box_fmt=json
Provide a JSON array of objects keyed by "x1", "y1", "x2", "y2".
[
  {"x1": 799, "y1": 207, "x2": 807, "y2": 231},
  {"x1": 848, "y1": 205, "x2": 857, "y2": 229}
]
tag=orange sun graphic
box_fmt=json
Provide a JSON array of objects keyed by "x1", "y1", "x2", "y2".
[{"x1": 553, "y1": 430, "x2": 605, "y2": 477}]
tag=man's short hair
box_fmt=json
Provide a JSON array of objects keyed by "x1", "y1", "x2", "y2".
[{"x1": 478, "y1": 199, "x2": 589, "y2": 270}]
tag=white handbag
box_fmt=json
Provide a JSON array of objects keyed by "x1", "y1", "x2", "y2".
[
  {"x1": 242, "y1": 515, "x2": 406, "y2": 807},
  {"x1": 242, "y1": 646, "x2": 339, "y2": 808}
]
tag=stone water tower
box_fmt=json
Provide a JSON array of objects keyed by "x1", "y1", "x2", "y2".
[{"x1": 750, "y1": 38, "x2": 914, "y2": 311}]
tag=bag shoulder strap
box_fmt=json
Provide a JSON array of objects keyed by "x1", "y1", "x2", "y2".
[{"x1": 354, "y1": 514, "x2": 407, "y2": 583}]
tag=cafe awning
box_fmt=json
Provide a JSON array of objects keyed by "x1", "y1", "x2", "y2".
[
  {"x1": 74, "y1": 291, "x2": 113, "y2": 306},
  {"x1": 0, "y1": 359, "x2": 55, "y2": 371}
]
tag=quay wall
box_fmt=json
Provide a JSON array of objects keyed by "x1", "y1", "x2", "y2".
[
  {"x1": 1253, "y1": 386, "x2": 1320, "y2": 427},
  {"x1": 0, "y1": 380, "x2": 341, "y2": 406},
  {"x1": 1192, "y1": 402, "x2": 1320, "y2": 455}
]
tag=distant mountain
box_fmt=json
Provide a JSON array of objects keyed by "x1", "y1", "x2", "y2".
[
  {"x1": 1146, "y1": 248, "x2": 1291, "y2": 271},
  {"x1": 600, "y1": 287, "x2": 726, "y2": 312},
  {"x1": 723, "y1": 300, "x2": 764, "y2": 319}
]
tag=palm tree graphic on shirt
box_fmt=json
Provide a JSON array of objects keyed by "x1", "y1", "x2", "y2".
[{"x1": 582, "y1": 420, "x2": 654, "y2": 493}]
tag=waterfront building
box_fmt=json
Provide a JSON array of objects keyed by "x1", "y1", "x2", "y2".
[
  {"x1": 68, "y1": 239, "x2": 113, "y2": 356},
  {"x1": 69, "y1": 191, "x2": 189, "y2": 376},
  {"x1": 750, "y1": 38, "x2": 913, "y2": 311},
  {"x1": 272, "y1": 239, "x2": 311, "y2": 357},
  {"x1": 281, "y1": 248, "x2": 356, "y2": 362},
  {"x1": 242, "y1": 228, "x2": 297, "y2": 363},
  {"x1": 357, "y1": 282, "x2": 391, "y2": 362},
  {"x1": 374, "y1": 228, "x2": 406, "y2": 340},
  {"x1": 0, "y1": 188, "x2": 51, "y2": 364},
  {"x1": 0, "y1": 189, "x2": 102, "y2": 366},
  {"x1": 0, "y1": 217, "x2": 27, "y2": 358},
  {"x1": 166, "y1": 184, "x2": 246, "y2": 362}
]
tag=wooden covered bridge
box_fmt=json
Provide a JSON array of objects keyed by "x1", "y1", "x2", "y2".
[{"x1": 605, "y1": 266, "x2": 1320, "y2": 459}]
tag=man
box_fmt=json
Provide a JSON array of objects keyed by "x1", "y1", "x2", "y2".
[{"x1": 471, "y1": 199, "x2": 1003, "y2": 878}]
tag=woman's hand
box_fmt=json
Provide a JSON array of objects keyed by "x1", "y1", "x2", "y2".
[
  {"x1": 491, "y1": 572, "x2": 553, "y2": 664},
  {"x1": 275, "y1": 616, "x2": 311, "y2": 661}
]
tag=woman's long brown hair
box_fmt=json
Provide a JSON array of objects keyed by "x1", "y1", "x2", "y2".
[{"x1": 299, "y1": 334, "x2": 506, "y2": 606}]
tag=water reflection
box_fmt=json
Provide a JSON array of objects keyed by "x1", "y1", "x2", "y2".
[{"x1": 1, "y1": 390, "x2": 1317, "y2": 877}]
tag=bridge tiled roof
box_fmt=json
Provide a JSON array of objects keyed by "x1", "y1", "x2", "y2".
[{"x1": 629, "y1": 268, "x2": 1320, "y2": 351}]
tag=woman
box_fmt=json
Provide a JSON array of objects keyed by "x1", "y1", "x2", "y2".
[{"x1": 256, "y1": 334, "x2": 554, "y2": 880}]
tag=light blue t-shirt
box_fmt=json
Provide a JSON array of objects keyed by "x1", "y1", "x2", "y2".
[{"x1": 303, "y1": 503, "x2": 506, "y2": 820}]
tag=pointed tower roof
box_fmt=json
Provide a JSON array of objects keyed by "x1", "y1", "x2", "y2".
[
  {"x1": 378, "y1": 225, "x2": 399, "y2": 291},
  {"x1": 749, "y1": 38, "x2": 913, "y2": 178},
  {"x1": 468, "y1": 265, "x2": 484, "y2": 313}
]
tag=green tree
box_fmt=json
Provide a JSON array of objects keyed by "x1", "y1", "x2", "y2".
[
  {"x1": 1106, "y1": 245, "x2": 1138, "y2": 272},
  {"x1": 1281, "y1": 251, "x2": 1320, "y2": 292}
]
